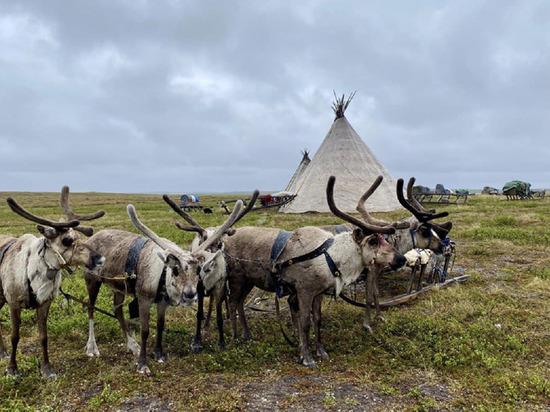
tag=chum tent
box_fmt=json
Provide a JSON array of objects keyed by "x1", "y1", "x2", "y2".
[
  {"x1": 284, "y1": 150, "x2": 311, "y2": 193},
  {"x1": 281, "y1": 93, "x2": 402, "y2": 213}
]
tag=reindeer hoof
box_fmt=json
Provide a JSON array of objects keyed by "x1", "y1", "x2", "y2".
[
  {"x1": 362, "y1": 323, "x2": 374, "y2": 334},
  {"x1": 190, "y1": 342, "x2": 203, "y2": 354},
  {"x1": 40, "y1": 365, "x2": 57, "y2": 380},
  {"x1": 155, "y1": 353, "x2": 167, "y2": 363},
  {"x1": 299, "y1": 357, "x2": 317, "y2": 368},
  {"x1": 86, "y1": 342, "x2": 100, "y2": 357},
  {"x1": 376, "y1": 315, "x2": 386, "y2": 323},
  {"x1": 5, "y1": 367, "x2": 20, "y2": 380},
  {"x1": 137, "y1": 364, "x2": 151, "y2": 375},
  {"x1": 316, "y1": 349, "x2": 330, "y2": 360}
]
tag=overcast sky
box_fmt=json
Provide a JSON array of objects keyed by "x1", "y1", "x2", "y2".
[{"x1": 1, "y1": 0, "x2": 548, "y2": 193}]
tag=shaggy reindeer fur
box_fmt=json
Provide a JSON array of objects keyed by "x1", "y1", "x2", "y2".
[
  {"x1": 83, "y1": 200, "x2": 243, "y2": 375},
  {"x1": 0, "y1": 190, "x2": 104, "y2": 379}
]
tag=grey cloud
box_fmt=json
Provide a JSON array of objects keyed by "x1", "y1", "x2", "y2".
[{"x1": 0, "y1": 0, "x2": 548, "y2": 192}]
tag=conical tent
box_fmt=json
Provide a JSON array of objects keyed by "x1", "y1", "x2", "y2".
[
  {"x1": 281, "y1": 94, "x2": 402, "y2": 213},
  {"x1": 284, "y1": 150, "x2": 311, "y2": 193}
]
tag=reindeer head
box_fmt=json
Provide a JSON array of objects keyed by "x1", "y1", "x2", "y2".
[
  {"x1": 6, "y1": 187, "x2": 106, "y2": 272},
  {"x1": 396, "y1": 178, "x2": 453, "y2": 253},
  {"x1": 326, "y1": 176, "x2": 406, "y2": 271},
  {"x1": 163, "y1": 191, "x2": 259, "y2": 292},
  {"x1": 127, "y1": 197, "x2": 247, "y2": 305}
]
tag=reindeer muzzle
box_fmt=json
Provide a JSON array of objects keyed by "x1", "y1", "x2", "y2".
[
  {"x1": 86, "y1": 254, "x2": 105, "y2": 271},
  {"x1": 390, "y1": 253, "x2": 407, "y2": 271},
  {"x1": 181, "y1": 289, "x2": 198, "y2": 307}
]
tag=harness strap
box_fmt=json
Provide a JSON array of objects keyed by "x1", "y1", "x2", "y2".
[
  {"x1": 275, "y1": 238, "x2": 335, "y2": 272},
  {"x1": 125, "y1": 237, "x2": 150, "y2": 318},
  {"x1": 154, "y1": 266, "x2": 168, "y2": 304},
  {"x1": 270, "y1": 230, "x2": 293, "y2": 271},
  {"x1": 333, "y1": 224, "x2": 349, "y2": 234}
]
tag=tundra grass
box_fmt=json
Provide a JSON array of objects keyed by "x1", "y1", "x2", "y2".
[{"x1": 0, "y1": 192, "x2": 548, "y2": 411}]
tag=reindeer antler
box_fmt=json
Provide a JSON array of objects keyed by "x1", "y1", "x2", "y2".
[
  {"x1": 7, "y1": 198, "x2": 80, "y2": 230},
  {"x1": 60, "y1": 186, "x2": 105, "y2": 236},
  {"x1": 163, "y1": 195, "x2": 208, "y2": 239},
  {"x1": 396, "y1": 178, "x2": 449, "y2": 222},
  {"x1": 231, "y1": 190, "x2": 260, "y2": 226},
  {"x1": 191, "y1": 200, "x2": 244, "y2": 255},
  {"x1": 127, "y1": 204, "x2": 173, "y2": 251},
  {"x1": 326, "y1": 176, "x2": 395, "y2": 235},
  {"x1": 356, "y1": 176, "x2": 409, "y2": 230}
]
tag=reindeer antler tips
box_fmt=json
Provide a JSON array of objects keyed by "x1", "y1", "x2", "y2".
[
  {"x1": 162, "y1": 194, "x2": 170, "y2": 202},
  {"x1": 127, "y1": 204, "x2": 136, "y2": 215}
]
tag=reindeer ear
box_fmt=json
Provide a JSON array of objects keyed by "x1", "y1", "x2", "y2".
[
  {"x1": 352, "y1": 228, "x2": 366, "y2": 243},
  {"x1": 37, "y1": 225, "x2": 58, "y2": 239}
]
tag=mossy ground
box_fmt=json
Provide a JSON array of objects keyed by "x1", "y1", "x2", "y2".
[{"x1": 0, "y1": 192, "x2": 548, "y2": 411}]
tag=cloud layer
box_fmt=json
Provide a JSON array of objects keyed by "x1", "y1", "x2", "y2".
[{"x1": 1, "y1": 0, "x2": 548, "y2": 192}]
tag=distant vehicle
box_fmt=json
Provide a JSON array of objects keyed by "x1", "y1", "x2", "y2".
[
  {"x1": 482, "y1": 186, "x2": 499, "y2": 195},
  {"x1": 179, "y1": 194, "x2": 203, "y2": 212},
  {"x1": 502, "y1": 181, "x2": 531, "y2": 200}
]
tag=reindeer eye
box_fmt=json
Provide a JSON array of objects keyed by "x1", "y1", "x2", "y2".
[
  {"x1": 368, "y1": 237, "x2": 378, "y2": 247},
  {"x1": 62, "y1": 237, "x2": 74, "y2": 247},
  {"x1": 172, "y1": 267, "x2": 180, "y2": 277}
]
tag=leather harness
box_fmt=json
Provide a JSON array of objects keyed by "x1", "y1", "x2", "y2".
[
  {"x1": 268, "y1": 230, "x2": 342, "y2": 298},
  {"x1": 126, "y1": 237, "x2": 169, "y2": 318}
]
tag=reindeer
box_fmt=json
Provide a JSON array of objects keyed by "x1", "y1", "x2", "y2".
[
  {"x1": 82, "y1": 198, "x2": 243, "y2": 375},
  {"x1": 162, "y1": 191, "x2": 259, "y2": 352},
  {"x1": 353, "y1": 176, "x2": 453, "y2": 332},
  {"x1": 0, "y1": 188, "x2": 105, "y2": 379},
  {"x1": 222, "y1": 176, "x2": 406, "y2": 367}
]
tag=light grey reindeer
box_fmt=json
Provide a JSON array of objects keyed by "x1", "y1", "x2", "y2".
[
  {"x1": 82, "y1": 199, "x2": 243, "y2": 374},
  {"x1": 0, "y1": 188, "x2": 105, "y2": 379},
  {"x1": 222, "y1": 176, "x2": 406, "y2": 367},
  {"x1": 162, "y1": 191, "x2": 260, "y2": 352}
]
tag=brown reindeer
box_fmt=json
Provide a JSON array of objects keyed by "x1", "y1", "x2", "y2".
[
  {"x1": 222, "y1": 176, "x2": 406, "y2": 367},
  {"x1": 0, "y1": 188, "x2": 104, "y2": 379},
  {"x1": 82, "y1": 199, "x2": 244, "y2": 374}
]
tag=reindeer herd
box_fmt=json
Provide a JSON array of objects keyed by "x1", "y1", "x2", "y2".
[{"x1": 0, "y1": 176, "x2": 451, "y2": 379}]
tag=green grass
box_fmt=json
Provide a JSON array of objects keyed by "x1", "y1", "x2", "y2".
[{"x1": 0, "y1": 192, "x2": 549, "y2": 410}]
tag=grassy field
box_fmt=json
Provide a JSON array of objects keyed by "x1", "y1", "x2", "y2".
[{"x1": 0, "y1": 191, "x2": 549, "y2": 411}]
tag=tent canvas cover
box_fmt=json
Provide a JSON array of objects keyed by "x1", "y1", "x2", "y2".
[{"x1": 282, "y1": 93, "x2": 402, "y2": 213}]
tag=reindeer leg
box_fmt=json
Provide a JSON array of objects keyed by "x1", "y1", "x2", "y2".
[
  {"x1": 155, "y1": 300, "x2": 167, "y2": 363},
  {"x1": 113, "y1": 291, "x2": 139, "y2": 355},
  {"x1": 204, "y1": 293, "x2": 214, "y2": 331},
  {"x1": 85, "y1": 277, "x2": 101, "y2": 357},
  {"x1": 37, "y1": 301, "x2": 56, "y2": 379},
  {"x1": 216, "y1": 284, "x2": 226, "y2": 349},
  {"x1": 312, "y1": 294, "x2": 329, "y2": 360},
  {"x1": 296, "y1": 292, "x2": 315, "y2": 367},
  {"x1": 137, "y1": 298, "x2": 152, "y2": 375},
  {"x1": 191, "y1": 281, "x2": 205, "y2": 353},
  {"x1": 6, "y1": 305, "x2": 21, "y2": 379},
  {"x1": 373, "y1": 269, "x2": 385, "y2": 324},
  {"x1": 363, "y1": 270, "x2": 374, "y2": 333},
  {"x1": 288, "y1": 293, "x2": 299, "y2": 332},
  {"x1": 0, "y1": 297, "x2": 9, "y2": 359}
]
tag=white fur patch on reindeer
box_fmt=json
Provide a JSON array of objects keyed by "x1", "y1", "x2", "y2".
[
  {"x1": 29, "y1": 270, "x2": 62, "y2": 304},
  {"x1": 404, "y1": 249, "x2": 435, "y2": 267}
]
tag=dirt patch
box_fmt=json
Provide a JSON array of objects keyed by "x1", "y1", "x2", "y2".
[
  {"x1": 242, "y1": 374, "x2": 394, "y2": 411},
  {"x1": 117, "y1": 395, "x2": 171, "y2": 412}
]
